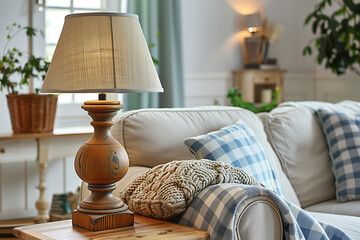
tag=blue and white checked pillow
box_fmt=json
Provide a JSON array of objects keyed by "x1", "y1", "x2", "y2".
[
  {"x1": 317, "y1": 109, "x2": 360, "y2": 202},
  {"x1": 184, "y1": 120, "x2": 283, "y2": 196}
]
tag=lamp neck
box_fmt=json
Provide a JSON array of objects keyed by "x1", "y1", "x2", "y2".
[{"x1": 98, "y1": 93, "x2": 106, "y2": 100}]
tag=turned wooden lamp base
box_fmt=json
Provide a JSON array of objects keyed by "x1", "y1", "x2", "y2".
[
  {"x1": 72, "y1": 209, "x2": 134, "y2": 231},
  {"x1": 72, "y1": 97, "x2": 134, "y2": 231}
]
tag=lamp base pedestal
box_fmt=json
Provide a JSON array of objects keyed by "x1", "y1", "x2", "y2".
[
  {"x1": 72, "y1": 209, "x2": 134, "y2": 231},
  {"x1": 72, "y1": 99, "x2": 133, "y2": 231}
]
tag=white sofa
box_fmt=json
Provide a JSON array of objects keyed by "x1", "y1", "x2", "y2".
[{"x1": 81, "y1": 104, "x2": 360, "y2": 239}]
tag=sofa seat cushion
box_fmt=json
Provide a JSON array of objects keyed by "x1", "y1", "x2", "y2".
[
  {"x1": 309, "y1": 211, "x2": 360, "y2": 239},
  {"x1": 184, "y1": 120, "x2": 283, "y2": 196},
  {"x1": 260, "y1": 106, "x2": 335, "y2": 207},
  {"x1": 306, "y1": 199, "x2": 360, "y2": 217}
]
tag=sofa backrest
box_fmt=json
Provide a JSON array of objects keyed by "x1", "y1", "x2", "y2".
[
  {"x1": 111, "y1": 105, "x2": 301, "y2": 206},
  {"x1": 259, "y1": 106, "x2": 336, "y2": 207}
]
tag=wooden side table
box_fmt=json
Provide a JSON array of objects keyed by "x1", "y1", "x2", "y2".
[
  {"x1": 233, "y1": 69, "x2": 285, "y2": 104},
  {"x1": 13, "y1": 215, "x2": 210, "y2": 240}
]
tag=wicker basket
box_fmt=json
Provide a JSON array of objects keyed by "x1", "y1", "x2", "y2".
[{"x1": 7, "y1": 94, "x2": 58, "y2": 133}]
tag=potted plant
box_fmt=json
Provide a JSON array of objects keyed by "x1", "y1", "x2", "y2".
[
  {"x1": 303, "y1": 0, "x2": 360, "y2": 76},
  {"x1": 0, "y1": 23, "x2": 57, "y2": 133},
  {"x1": 227, "y1": 88, "x2": 279, "y2": 113}
]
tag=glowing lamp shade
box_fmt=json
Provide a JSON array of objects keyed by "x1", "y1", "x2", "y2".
[{"x1": 244, "y1": 13, "x2": 262, "y2": 33}]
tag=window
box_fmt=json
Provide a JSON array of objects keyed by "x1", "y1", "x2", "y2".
[{"x1": 45, "y1": 0, "x2": 122, "y2": 127}]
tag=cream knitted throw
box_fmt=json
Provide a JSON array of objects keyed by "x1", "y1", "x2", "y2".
[{"x1": 120, "y1": 159, "x2": 262, "y2": 220}]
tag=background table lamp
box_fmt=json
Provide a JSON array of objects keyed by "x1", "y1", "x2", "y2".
[
  {"x1": 243, "y1": 12, "x2": 263, "y2": 68},
  {"x1": 41, "y1": 12, "x2": 163, "y2": 231},
  {"x1": 244, "y1": 13, "x2": 262, "y2": 35}
]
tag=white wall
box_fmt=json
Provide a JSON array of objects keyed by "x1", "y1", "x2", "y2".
[
  {"x1": 181, "y1": 0, "x2": 237, "y2": 106},
  {"x1": 181, "y1": 0, "x2": 360, "y2": 107},
  {"x1": 181, "y1": 0, "x2": 316, "y2": 75}
]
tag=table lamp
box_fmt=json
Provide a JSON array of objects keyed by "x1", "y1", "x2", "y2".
[
  {"x1": 41, "y1": 12, "x2": 163, "y2": 231},
  {"x1": 244, "y1": 13, "x2": 262, "y2": 35},
  {"x1": 243, "y1": 12, "x2": 263, "y2": 68}
]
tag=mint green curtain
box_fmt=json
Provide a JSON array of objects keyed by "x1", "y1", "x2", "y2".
[{"x1": 124, "y1": 0, "x2": 184, "y2": 110}]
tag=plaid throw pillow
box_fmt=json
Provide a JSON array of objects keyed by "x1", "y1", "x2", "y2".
[
  {"x1": 317, "y1": 109, "x2": 360, "y2": 202},
  {"x1": 184, "y1": 120, "x2": 283, "y2": 196}
]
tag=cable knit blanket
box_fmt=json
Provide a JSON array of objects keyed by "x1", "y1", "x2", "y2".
[{"x1": 120, "y1": 159, "x2": 262, "y2": 220}]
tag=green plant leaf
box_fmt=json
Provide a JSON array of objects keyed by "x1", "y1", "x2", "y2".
[
  {"x1": 319, "y1": 1, "x2": 326, "y2": 10},
  {"x1": 333, "y1": 6, "x2": 346, "y2": 17},
  {"x1": 344, "y1": 0, "x2": 357, "y2": 13},
  {"x1": 156, "y1": 31, "x2": 162, "y2": 38},
  {"x1": 152, "y1": 56, "x2": 159, "y2": 66},
  {"x1": 312, "y1": 20, "x2": 319, "y2": 34},
  {"x1": 329, "y1": 19, "x2": 339, "y2": 32},
  {"x1": 24, "y1": 26, "x2": 37, "y2": 37},
  {"x1": 303, "y1": 46, "x2": 312, "y2": 56},
  {"x1": 304, "y1": 13, "x2": 314, "y2": 25}
]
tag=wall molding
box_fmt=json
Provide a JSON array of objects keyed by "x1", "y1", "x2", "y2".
[
  {"x1": 284, "y1": 72, "x2": 360, "y2": 102},
  {"x1": 184, "y1": 71, "x2": 360, "y2": 106},
  {"x1": 185, "y1": 72, "x2": 232, "y2": 82}
]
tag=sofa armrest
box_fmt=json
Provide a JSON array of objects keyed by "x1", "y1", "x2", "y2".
[
  {"x1": 178, "y1": 184, "x2": 283, "y2": 240},
  {"x1": 81, "y1": 170, "x2": 283, "y2": 240},
  {"x1": 237, "y1": 195, "x2": 283, "y2": 240}
]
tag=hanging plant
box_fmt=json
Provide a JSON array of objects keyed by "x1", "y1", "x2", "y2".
[{"x1": 303, "y1": 0, "x2": 360, "y2": 76}]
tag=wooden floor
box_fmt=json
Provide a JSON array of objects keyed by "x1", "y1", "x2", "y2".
[{"x1": 0, "y1": 218, "x2": 34, "y2": 239}]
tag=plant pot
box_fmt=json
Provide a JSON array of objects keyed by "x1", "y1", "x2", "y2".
[{"x1": 7, "y1": 94, "x2": 58, "y2": 134}]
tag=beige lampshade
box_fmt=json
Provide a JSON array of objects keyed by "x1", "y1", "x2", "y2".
[
  {"x1": 41, "y1": 12, "x2": 163, "y2": 93},
  {"x1": 244, "y1": 13, "x2": 262, "y2": 29}
]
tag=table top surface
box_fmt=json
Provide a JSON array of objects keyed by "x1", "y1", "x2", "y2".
[
  {"x1": 0, "y1": 126, "x2": 93, "y2": 140},
  {"x1": 13, "y1": 215, "x2": 210, "y2": 240}
]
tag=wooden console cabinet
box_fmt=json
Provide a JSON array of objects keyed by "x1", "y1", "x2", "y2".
[{"x1": 233, "y1": 69, "x2": 285, "y2": 104}]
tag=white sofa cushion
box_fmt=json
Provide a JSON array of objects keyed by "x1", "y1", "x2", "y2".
[
  {"x1": 306, "y1": 199, "x2": 360, "y2": 217},
  {"x1": 260, "y1": 106, "x2": 335, "y2": 207},
  {"x1": 309, "y1": 212, "x2": 360, "y2": 239},
  {"x1": 110, "y1": 106, "x2": 300, "y2": 206}
]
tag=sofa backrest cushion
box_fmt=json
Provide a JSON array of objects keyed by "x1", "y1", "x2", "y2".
[
  {"x1": 111, "y1": 106, "x2": 301, "y2": 206},
  {"x1": 260, "y1": 106, "x2": 336, "y2": 207}
]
